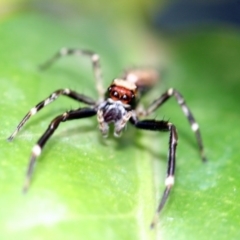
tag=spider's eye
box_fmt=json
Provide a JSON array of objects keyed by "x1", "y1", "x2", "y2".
[
  {"x1": 122, "y1": 94, "x2": 129, "y2": 101},
  {"x1": 113, "y1": 91, "x2": 119, "y2": 97},
  {"x1": 108, "y1": 87, "x2": 112, "y2": 92}
]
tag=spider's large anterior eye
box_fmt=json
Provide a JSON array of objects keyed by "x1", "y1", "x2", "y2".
[
  {"x1": 113, "y1": 91, "x2": 119, "y2": 97},
  {"x1": 130, "y1": 90, "x2": 135, "y2": 99},
  {"x1": 122, "y1": 94, "x2": 129, "y2": 101}
]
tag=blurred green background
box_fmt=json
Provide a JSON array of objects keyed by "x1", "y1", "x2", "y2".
[{"x1": 1, "y1": 1, "x2": 240, "y2": 240}]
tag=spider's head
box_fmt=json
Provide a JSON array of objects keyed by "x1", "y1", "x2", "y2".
[{"x1": 106, "y1": 79, "x2": 137, "y2": 107}]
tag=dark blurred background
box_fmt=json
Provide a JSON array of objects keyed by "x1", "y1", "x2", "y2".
[
  {"x1": 154, "y1": 0, "x2": 240, "y2": 32},
  {"x1": 2, "y1": 0, "x2": 240, "y2": 33}
]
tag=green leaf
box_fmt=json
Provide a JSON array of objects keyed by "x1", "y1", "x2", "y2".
[
  {"x1": 0, "y1": 12, "x2": 156, "y2": 240},
  {"x1": 158, "y1": 32, "x2": 240, "y2": 240},
  {"x1": 1, "y1": 7, "x2": 240, "y2": 240}
]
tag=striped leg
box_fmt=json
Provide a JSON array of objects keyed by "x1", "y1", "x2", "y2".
[
  {"x1": 130, "y1": 117, "x2": 178, "y2": 228},
  {"x1": 7, "y1": 89, "x2": 96, "y2": 141},
  {"x1": 40, "y1": 48, "x2": 105, "y2": 100},
  {"x1": 23, "y1": 107, "x2": 97, "y2": 193},
  {"x1": 139, "y1": 88, "x2": 206, "y2": 162}
]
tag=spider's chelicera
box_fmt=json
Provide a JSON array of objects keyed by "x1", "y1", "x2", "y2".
[{"x1": 8, "y1": 49, "x2": 207, "y2": 228}]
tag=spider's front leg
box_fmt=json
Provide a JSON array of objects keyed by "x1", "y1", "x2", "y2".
[
  {"x1": 140, "y1": 88, "x2": 207, "y2": 162},
  {"x1": 22, "y1": 107, "x2": 96, "y2": 193},
  {"x1": 39, "y1": 48, "x2": 105, "y2": 100},
  {"x1": 130, "y1": 116, "x2": 178, "y2": 228},
  {"x1": 7, "y1": 89, "x2": 96, "y2": 141}
]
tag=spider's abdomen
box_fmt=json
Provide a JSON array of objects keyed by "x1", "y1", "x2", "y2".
[{"x1": 123, "y1": 69, "x2": 159, "y2": 97}]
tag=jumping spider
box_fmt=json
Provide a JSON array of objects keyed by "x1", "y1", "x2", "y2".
[{"x1": 8, "y1": 48, "x2": 206, "y2": 228}]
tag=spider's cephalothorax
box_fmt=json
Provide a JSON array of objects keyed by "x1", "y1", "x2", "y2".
[
  {"x1": 98, "y1": 78, "x2": 137, "y2": 137},
  {"x1": 8, "y1": 48, "x2": 207, "y2": 228},
  {"x1": 106, "y1": 79, "x2": 137, "y2": 106}
]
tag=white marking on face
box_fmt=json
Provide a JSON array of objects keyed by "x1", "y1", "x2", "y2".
[
  {"x1": 165, "y1": 175, "x2": 174, "y2": 186},
  {"x1": 191, "y1": 123, "x2": 199, "y2": 131},
  {"x1": 113, "y1": 78, "x2": 136, "y2": 91},
  {"x1": 32, "y1": 144, "x2": 41, "y2": 156}
]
